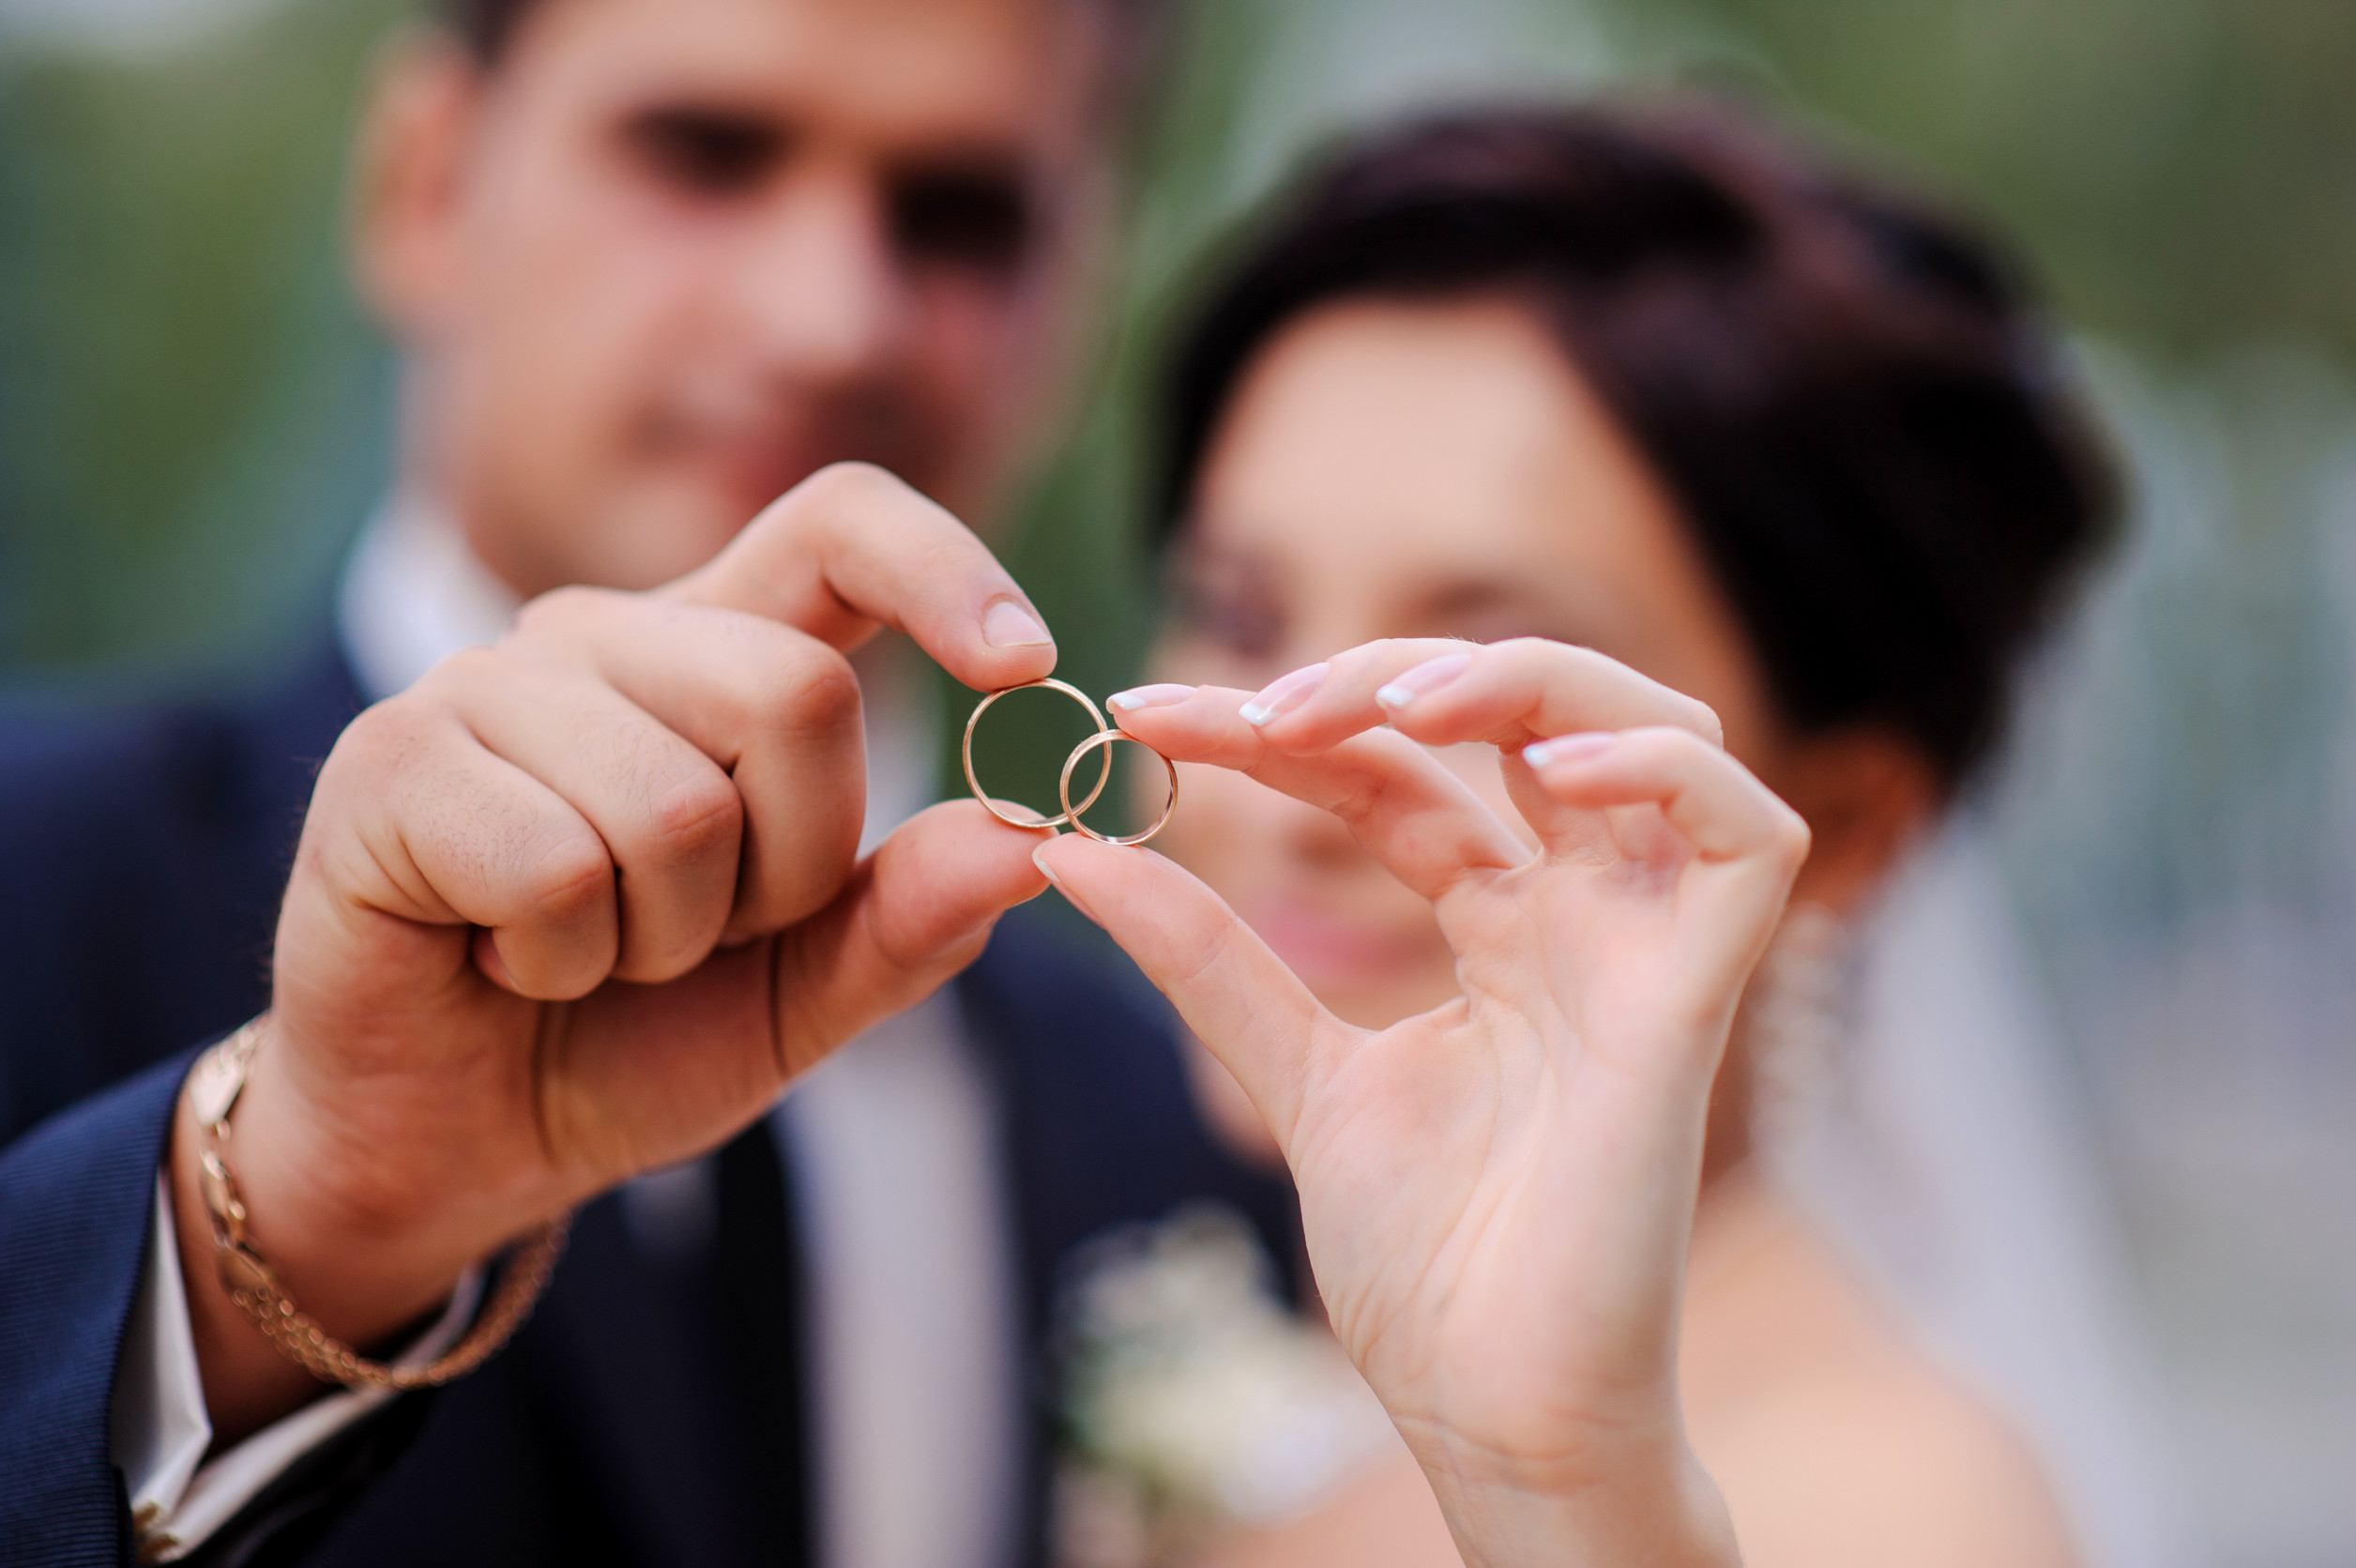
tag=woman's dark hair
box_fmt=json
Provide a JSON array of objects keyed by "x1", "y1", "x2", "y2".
[{"x1": 1157, "y1": 102, "x2": 2118, "y2": 786}]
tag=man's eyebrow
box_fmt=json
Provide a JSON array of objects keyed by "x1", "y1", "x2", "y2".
[
  {"x1": 614, "y1": 93, "x2": 790, "y2": 130},
  {"x1": 614, "y1": 101, "x2": 796, "y2": 190},
  {"x1": 883, "y1": 140, "x2": 1032, "y2": 181}
]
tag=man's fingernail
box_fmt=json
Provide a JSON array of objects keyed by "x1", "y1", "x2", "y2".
[
  {"x1": 1375, "y1": 652, "x2": 1473, "y2": 711},
  {"x1": 982, "y1": 599, "x2": 1054, "y2": 649},
  {"x1": 1239, "y1": 662, "x2": 1329, "y2": 726},
  {"x1": 1523, "y1": 732, "x2": 1616, "y2": 769},
  {"x1": 1109, "y1": 684, "x2": 1194, "y2": 713}
]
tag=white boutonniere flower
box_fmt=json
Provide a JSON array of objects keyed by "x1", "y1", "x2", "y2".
[{"x1": 1052, "y1": 1207, "x2": 1395, "y2": 1568}]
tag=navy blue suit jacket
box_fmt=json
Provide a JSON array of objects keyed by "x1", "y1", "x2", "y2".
[{"x1": 0, "y1": 636, "x2": 1298, "y2": 1567}]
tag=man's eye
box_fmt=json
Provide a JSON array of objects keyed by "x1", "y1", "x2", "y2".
[
  {"x1": 623, "y1": 110, "x2": 785, "y2": 196},
  {"x1": 888, "y1": 166, "x2": 1032, "y2": 277}
]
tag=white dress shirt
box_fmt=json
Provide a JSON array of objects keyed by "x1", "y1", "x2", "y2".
[
  {"x1": 114, "y1": 1180, "x2": 484, "y2": 1562},
  {"x1": 114, "y1": 497, "x2": 1025, "y2": 1568}
]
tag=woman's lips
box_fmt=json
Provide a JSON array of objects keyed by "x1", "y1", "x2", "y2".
[{"x1": 1242, "y1": 900, "x2": 1443, "y2": 988}]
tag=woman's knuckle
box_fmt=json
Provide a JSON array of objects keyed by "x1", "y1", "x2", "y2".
[
  {"x1": 1772, "y1": 809, "x2": 1815, "y2": 864},
  {"x1": 1628, "y1": 724, "x2": 1684, "y2": 759}
]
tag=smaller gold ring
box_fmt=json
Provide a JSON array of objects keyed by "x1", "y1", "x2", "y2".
[
  {"x1": 1059, "y1": 729, "x2": 1178, "y2": 847},
  {"x1": 965, "y1": 678, "x2": 1110, "y2": 830}
]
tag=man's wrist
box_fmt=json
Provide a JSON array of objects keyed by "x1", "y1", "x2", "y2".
[{"x1": 169, "y1": 1073, "x2": 478, "y2": 1444}]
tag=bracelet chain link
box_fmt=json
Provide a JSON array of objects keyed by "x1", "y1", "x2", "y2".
[{"x1": 188, "y1": 1017, "x2": 570, "y2": 1392}]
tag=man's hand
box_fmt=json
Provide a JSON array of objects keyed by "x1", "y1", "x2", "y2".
[
  {"x1": 174, "y1": 464, "x2": 1058, "y2": 1440},
  {"x1": 1041, "y1": 639, "x2": 1807, "y2": 1568}
]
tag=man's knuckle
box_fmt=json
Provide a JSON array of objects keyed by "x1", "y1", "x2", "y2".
[
  {"x1": 413, "y1": 645, "x2": 499, "y2": 697},
  {"x1": 800, "y1": 460, "x2": 903, "y2": 515},
  {"x1": 334, "y1": 697, "x2": 434, "y2": 778},
  {"x1": 514, "y1": 584, "x2": 609, "y2": 635},
  {"x1": 523, "y1": 833, "x2": 613, "y2": 921},
  {"x1": 647, "y1": 772, "x2": 744, "y2": 859},
  {"x1": 329, "y1": 701, "x2": 398, "y2": 760},
  {"x1": 768, "y1": 648, "x2": 861, "y2": 732},
  {"x1": 917, "y1": 530, "x2": 979, "y2": 584}
]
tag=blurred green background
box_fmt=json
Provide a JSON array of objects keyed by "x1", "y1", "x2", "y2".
[
  {"x1": 5, "y1": 0, "x2": 2354, "y2": 1563},
  {"x1": 12, "y1": 0, "x2": 2356, "y2": 676}
]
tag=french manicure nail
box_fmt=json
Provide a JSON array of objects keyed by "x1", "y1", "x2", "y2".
[
  {"x1": 1523, "y1": 732, "x2": 1615, "y2": 769},
  {"x1": 1108, "y1": 684, "x2": 1195, "y2": 712},
  {"x1": 1374, "y1": 652, "x2": 1473, "y2": 710},
  {"x1": 1032, "y1": 843, "x2": 1100, "y2": 924},
  {"x1": 1239, "y1": 662, "x2": 1330, "y2": 726},
  {"x1": 982, "y1": 599, "x2": 1054, "y2": 649}
]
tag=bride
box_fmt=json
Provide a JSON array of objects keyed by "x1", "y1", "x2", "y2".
[{"x1": 1061, "y1": 99, "x2": 2112, "y2": 1567}]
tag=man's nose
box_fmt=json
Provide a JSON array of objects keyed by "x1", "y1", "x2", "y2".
[{"x1": 724, "y1": 160, "x2": 905, "y2": 386}]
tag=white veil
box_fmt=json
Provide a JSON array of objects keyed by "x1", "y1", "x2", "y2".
[{"x1": 1772, "y1": 822, "x2": 2192, "y2": 1568}]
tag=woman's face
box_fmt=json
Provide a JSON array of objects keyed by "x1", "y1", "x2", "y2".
[{"x1": 1147, "y1": 296, "x2": 1784, "y2": 1030}]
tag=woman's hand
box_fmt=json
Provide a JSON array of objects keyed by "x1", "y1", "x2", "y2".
[{"x1": 1036, "y1": 638, "x2": 1809, "y2": 1568}]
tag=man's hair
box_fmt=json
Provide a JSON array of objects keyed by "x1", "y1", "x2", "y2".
[
  {"x1": 1156, "y1": 101, "x2": 2119, "y2": 787},
  {"x1": 440, "y1": 0, "x2": 1170, "y2": 88},
  {"x1": 439, "y1": 0, "x2": 533, "y2": 59}
]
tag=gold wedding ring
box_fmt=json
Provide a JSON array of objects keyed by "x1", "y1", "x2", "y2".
[
  {"x1": 963, "y1": 678, "x2": 1179, "y2": 845},
  {"x1": 964, "y1": 677, "x2": 1111, "y2": 830},
  {"x1": 1060, "y1": 729, "x2": 1178, "y2": 847}
]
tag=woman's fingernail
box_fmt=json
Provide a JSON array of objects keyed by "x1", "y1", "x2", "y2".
[
  {"x1": 1032, "y1": 843, "x2": 1098, "y2": 923},
  {"x1": 1108, "y1": 684, "x2": 1194, "y2": 713},
  {"x1": 1375, "y1": 652, "x2": 1473, "y2": 710},
  {"x1": 1239, "y1": 662, "x2": 1330, "y2": 726},
  {"x1": 1523, "y1": 732, "x2": 1615, "y2": 769},
  {"x1": 982, "y1": 599, "x2": 1054, "y2": 649}
]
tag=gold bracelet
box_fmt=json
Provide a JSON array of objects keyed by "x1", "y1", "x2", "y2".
[{"x1": 185, "y1": 1018, "x2": 570, "y2": 1392}]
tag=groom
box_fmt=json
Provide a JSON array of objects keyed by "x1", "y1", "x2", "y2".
[{"x1": 0, "y1": 1, "x2": 1298, "y2": 1564}]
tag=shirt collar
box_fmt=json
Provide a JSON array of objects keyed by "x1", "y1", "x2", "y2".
[{"x1": 336, "y1": 495, "x2": 521, "y2": 706}]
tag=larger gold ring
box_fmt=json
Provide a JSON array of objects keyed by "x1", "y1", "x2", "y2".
[
  {"x1": 1060, "y1": 729, "x2": 1178, "y2": 847},
  {"x1": 964, "y1": 678, "x2": 1110, "y2": 830}
]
